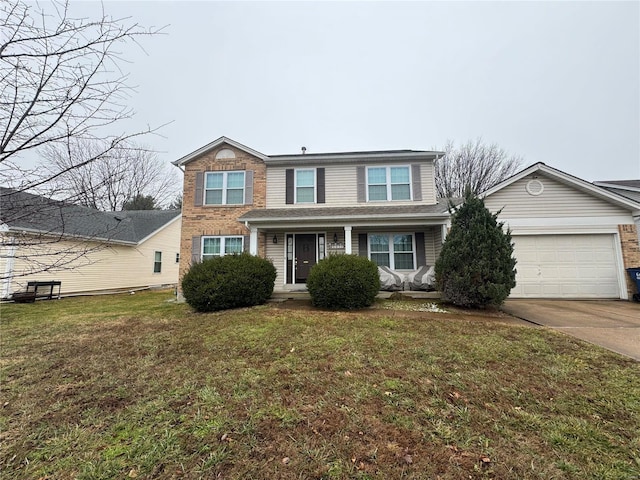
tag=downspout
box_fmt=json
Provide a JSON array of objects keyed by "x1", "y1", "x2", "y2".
[{"x1": 2, "y1": 235, "x2": 17, "y2": 299}]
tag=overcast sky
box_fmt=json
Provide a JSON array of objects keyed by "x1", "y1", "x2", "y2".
[{"x1": 74, "y1": 1, "x2": 639, "y2": 182}]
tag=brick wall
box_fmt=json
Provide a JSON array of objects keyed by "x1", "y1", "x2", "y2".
[
  {"x1": 618, "y1": 224, "x2": 640, "y2": 299},
  {"x1": 178, "y1": 145, "x2": 267, "y2": 287}
]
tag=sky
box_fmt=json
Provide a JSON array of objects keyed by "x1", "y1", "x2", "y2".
[{"x1": 70, "y1": 0, "x2": 639, "y2": 182}]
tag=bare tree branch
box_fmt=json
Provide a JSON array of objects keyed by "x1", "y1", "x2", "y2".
[
  {"x1": 435, "y1": 138, "x2": 523, "y2": 199},
  {"x1": 0, "y1": 0, "x2": 167, "y2": 285},
  {"x1": 43, "y1": 138, "x2": 181, "y2": 211}
]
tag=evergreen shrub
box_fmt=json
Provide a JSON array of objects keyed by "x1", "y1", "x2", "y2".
[
  {"x1": 181, "y1": 253, "x2": 276, "y2": 312},
  {"x1": 307, "y1": 254, "x2": 380, "y2": 310},
  {"x1": 435, "y1": 192, "x2": 517, "y2": 308}
]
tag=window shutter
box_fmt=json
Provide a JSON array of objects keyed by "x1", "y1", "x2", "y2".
[
  {"x1": 194, "y1": 172, "x2": 204, "y2": 206},
  {"x1": 243, "y1": 235, "x2": 250, "y2": 253},
  {"x1": 357, "y1": 166, "x2": 366, "y2": 202},
  {"x1": 244, "y1": 170, "x2": 254, "y2": 205},
  {"x1": 358, "y1": 234, "x2": 368, "y2": 257},
  {"x1": 317, "y1": 168, "x2": 325, "y2": 204},
  {"x1": 285, "y1": 169, "x2": 294, "y2": 204},
  {"x1": 411, "y1": 164, "x2": 422, "y2": 201},
  {"x1": 415, "y1": 232, "x2": 426, "y2": 266},
  {"x1": 191, "y1": 236, "x2": 201, "y2": 263}
]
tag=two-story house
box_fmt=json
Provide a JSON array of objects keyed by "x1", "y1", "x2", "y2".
[
  {"x1": 174, "y1": 137, "x2": 449, "y2": 291},
  {"x1": 175, "y1": 137, "x2": 640, "y2": 300}
]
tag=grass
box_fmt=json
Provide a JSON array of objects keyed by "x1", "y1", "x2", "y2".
[{"x1": 1, "y1": 290, "x2": 639, "y2": 479}]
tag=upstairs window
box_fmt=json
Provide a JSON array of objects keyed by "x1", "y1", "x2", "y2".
[
  {"x1": 202, "y1": 236, "x2": 244, "y2": 261},
  {"x1": 367, "y1": 166, "x2": 411, "y2": 201},
  {"x1": 205, "y1": 171, "x2": 245, "y2": 205},
  {"x1": 369, "y1": 234, "x2": 415, "y2": 270},
  {"x1": 295, "y1": 169, "x2": 316, "y2": 203}
]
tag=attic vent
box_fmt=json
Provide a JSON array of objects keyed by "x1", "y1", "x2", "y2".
[
  {"x1": 526, "y1": 179, "x2": 544, "y2": 196},
  {"x1": 216, "y1": 148, "x2": 236, "y2": 160}
]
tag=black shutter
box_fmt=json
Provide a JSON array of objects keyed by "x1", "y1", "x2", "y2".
[
  {"x1": 411, "y1": 164, "x2": 422, "y2": 201},
  {"x1": 358, "y1": 234, "x2": 368, "y2": 257},
  {"x1": 191, "y1": 236, "x2": 201, "y2": 263},
  {"x1": 357, "y1": 166, "x2": 366, "y2": 202},
  {"x1": 415, "y1": 232, "x2": 426, "y2": 267},
  {"x1": 285, "y1": 169, "x2": 294, "y2": 204},
  {"x1": 317, "y1": 168, "x2": 325, "y2": 204},
  {"x1": 195, "y1": 172, "x2": 204, "y2": 206}
]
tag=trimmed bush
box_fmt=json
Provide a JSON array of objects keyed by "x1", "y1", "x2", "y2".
[
  {"x1": 435, "y1": 192, "x2": 517, "y2": 308},
  {"x1": 307, "y1": 254, "x2": 380, "y2": 310},
  {"x1": 181, "y1": 253, "x2": 276, "y2": 312}
]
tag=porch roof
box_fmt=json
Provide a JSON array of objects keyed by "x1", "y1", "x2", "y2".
[{"x1": 238, "y1": 202, "x2": 453, "y2": 226}]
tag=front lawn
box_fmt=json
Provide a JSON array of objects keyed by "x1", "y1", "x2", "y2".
[{"x1": 1, "y1": 291, "x2": 639, "y2": 479}]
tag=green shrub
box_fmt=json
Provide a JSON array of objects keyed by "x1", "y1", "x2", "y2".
[
  {"x1": 307, "y1": 254, "x2": 380, "y2": 310},
  {"x1": 181, "y1": 253, "x2": 277, "y2": 312},
  {"x1": 435, "y1": 192, "x2": 517, "y2": 308}
]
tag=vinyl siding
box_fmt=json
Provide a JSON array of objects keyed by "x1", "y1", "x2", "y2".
[
  {"x1": 266, "y1": 162, "x2": 437, "y2": 208},
  {"x1": 4, "y1": 219, "x2": 181, "y2": 297},
  {"x1": 266, "y1": 233, "x2": 287, "y2": 288},
  {"x1": 484, "y1": 173, "x2": 631, "y2": 219}
]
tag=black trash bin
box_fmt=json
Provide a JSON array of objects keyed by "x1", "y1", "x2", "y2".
[{"x1": 627, "y1": 268, "x2": 640, "y2": 302}]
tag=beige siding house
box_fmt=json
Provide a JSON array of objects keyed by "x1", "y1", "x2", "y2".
[
  {"x1": 175, "y1": 137, "x2": 448, "y2": 292},
  {"x1": 174, "y1": 137, "x2": 640, "y2": 300},
  {"x1": 483, "y1": 164, "x2": 640, "y2": 299},
  {"x1": 1, "y1": 187, "x2": 181, "y2": 298}
]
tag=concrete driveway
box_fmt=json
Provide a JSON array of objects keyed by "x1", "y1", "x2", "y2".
[{"x1": 502, "y1": 299, "x2": 640, "y2": 361}]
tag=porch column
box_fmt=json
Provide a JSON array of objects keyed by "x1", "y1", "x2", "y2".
[
  {"x1": 249, "y1": 227, "x2": 259, "y2": 255},
  {"x1": 344, "y1": 226, "x2": 353, "y2": 254},
  {"x1": 441, "y1": 224, "x2": 448, "y2": 242}
]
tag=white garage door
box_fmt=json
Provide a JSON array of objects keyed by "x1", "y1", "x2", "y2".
[{"x1": 511, "y1": 234, "x2": 621, "y2": 298}]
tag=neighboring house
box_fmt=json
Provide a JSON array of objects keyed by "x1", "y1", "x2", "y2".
[
  {"x1": 593, "y1": 180, "x2": 640, "y2": 244},
  {"x1": 0, "y1": 187, "x2": 181, "y2": 298},
  {"x1": 174, "y1": 137, "x2": 640, "y2": 300},
  {"x1": 482, "y1": 164, "x2": 640, "y2": 300}
]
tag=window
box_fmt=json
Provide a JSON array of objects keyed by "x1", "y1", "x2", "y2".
[
  {"x1": 295, "y1": 169, "x2": 315, "y2": 203},
  {"x1": 368, "y1": 234, "x2": 415, "y2": 269},
  {"x1": 202, "y1": 236, "x2": 244, "y2": 261},
  {"x1": 204, "y1": 171, "x2": 245, "y2": 205},
  {"x1": 153, "y1": 251, "x2": 162, "y2": 273},
  {"x1": 367, "y1": 166, "x2": 411, "y2": 201}
]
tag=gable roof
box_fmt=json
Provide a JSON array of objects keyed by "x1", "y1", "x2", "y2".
[
  {"x1": 594, "y1": 180, "x2": 640, "y2": 204},
  {"x1": 172, "y1": 136, "x2": 444, "y2": 167},
  {"x1": 481, "y1": 163, "x2": 640, "y2": 212},
  {"x1": 172, "y1": 136, "x2": 268, "y2": 167},
  {"x1": 0, "y1": 187, "x2": 180, "y2": 244}
]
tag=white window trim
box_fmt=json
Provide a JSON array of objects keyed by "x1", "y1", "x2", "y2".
[
  {"x1": 294, "y1": 168, "x2": 316, "y2": 204},
  {"x1": 204, "y1": 171, "x2": 245, "y2": 205},
  {"x1": 366, "y1": 165, "x2": 412, "y2": 202},
  {"x1": 201, "y1": 236, "x2": 244, "y2": 260},
  {"x1": 153, "y1": 251, "x2": 162, "y2": 273},
  {"x1": 368, "y1": 233, "x2": 416, "y2": 270}
]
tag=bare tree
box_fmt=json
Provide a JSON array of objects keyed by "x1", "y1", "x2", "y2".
[
  {"x1": 0, "y1": 0, "x2": 163, "y2": 196},
  {"x1": 0, "y1": 0, "x2": 164, "y2": 290},
  {"x1": 43, "y1": 139, "x2": 181, "y2": 211},
  {"x1": 435, "y1": 139, "x2": 523, "y2": 199}
]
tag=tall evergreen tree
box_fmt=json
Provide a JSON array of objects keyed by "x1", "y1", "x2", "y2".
[{"x1": 435, "y1": 192, "x2": 517, "y2": 308}]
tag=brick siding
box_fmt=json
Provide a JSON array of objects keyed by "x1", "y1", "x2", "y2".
[
  {"x1": 178, "y1": 145, "x2": 267, "y2": 289},
  {"x1": 618, "y1": 224, "x2": 640, "y2": 299}
]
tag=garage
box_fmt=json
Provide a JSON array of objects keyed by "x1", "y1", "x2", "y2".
[{"x1": 510, "y1": 234, "x2": 621, "y2": 298}]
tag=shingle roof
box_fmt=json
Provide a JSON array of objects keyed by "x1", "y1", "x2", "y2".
[
  {"x1": 593, "y1": 180, "x2": 640, "y2": 204},
  {"x1": 0, "y1": 187, "x2": 180, "y2": 244},
  {"x1": 238, "y1": 202, "x2": 453, "y2": 223}
]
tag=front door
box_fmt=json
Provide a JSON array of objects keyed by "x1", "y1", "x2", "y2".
[{"x1": 295, "y1": 234, "x2": 317, "y2": 283}]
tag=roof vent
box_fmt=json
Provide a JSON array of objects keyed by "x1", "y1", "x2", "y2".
[{"x1": 301, "y1": 146, "x2": 307, "y2": 155}]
